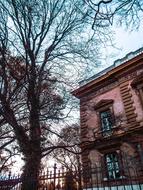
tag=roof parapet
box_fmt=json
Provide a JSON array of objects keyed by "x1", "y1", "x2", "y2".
[
  {"x1": 114, "y1": 47, "x2": 143, "y2": 66},
  {"x1": 79, "y1": 47, "x2": 143, "y2": 87}
]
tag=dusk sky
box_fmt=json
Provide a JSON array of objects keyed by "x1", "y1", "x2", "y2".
[
  {"x1": 82, "y1": 24, "x2": 143, "y2": 85},
  {"x1": 103, "y1": 24, "x2": 143, "y2": 67}
]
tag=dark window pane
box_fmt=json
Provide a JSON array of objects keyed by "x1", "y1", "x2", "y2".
[
  {"x1": 100, "y1": 110, "x2": 113, "y2": 135},
  {"x1": 105, "y1": 153, "x2": 120, "y2": 179}
]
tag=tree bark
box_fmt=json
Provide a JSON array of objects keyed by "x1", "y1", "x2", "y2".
[
  {"x1": 21, "y1": 149, "x2": 41, "y2": 190},
  {"x1": 21, "y1": 76, "x2": 42, "y2": 190}
]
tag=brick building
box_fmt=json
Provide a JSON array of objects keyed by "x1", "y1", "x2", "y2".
[{"x1": 73, "y1": 48, "x2": 143, "y2": 188}]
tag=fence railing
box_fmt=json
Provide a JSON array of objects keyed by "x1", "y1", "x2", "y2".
[{"x1": 0, "y1": 163, "x2": 143, "y2": 190}]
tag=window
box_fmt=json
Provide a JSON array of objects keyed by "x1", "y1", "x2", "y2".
[
  {"x1": 105, "y1": 153, "x2": 120, "y2": 179},
  {"x1": 131, "y1": 73, "x2": 143, "y2": 107},
  {"x1": 100, "y1": 109, "x2": 113, "y2": 136},
  {"x1": 138, "y1": 86, "x2": 143, "y2": 107},
  {"x1": 94, "y1": 99, "x2": 115, "y2": 137}
]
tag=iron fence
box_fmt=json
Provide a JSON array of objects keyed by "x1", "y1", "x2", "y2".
[{"x1": 0, "y1": 162, "x2": 143, "y2": 190}]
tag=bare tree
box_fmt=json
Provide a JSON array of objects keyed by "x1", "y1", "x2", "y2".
[
  {"x1": 52, "y1": 123, "x2": 81, "y2": 171},
  {"x1": 0, "y1": 148, "x2": 17, "y2": 174},
  {"x1": 51, "y1": 123, "x2": 82, "y2": 189},
  {"x1": 0, "y1": 0, "x2": 104, "y2": 189},
  {"x1": 83, "y1": 0, "x2": 143, "y2": 29},
  {"x1": 0, "y1": 126, "x2": 17, "y2": 173}
]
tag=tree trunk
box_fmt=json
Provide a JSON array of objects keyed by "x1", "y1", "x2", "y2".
[
  {"x1": 21, "y1": 150, "x2": 41, "y2": 190},
  {"x1": 20, "y1": 69, "x2": 42, "y2": 190}
]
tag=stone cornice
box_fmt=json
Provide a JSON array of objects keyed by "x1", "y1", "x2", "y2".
[{"x1": 72, "y1": 53, "x2": 143, "y2": 99}]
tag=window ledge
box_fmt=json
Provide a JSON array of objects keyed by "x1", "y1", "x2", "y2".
[{"x1": 103, "y1": 176, "x2": 126, "y2": 181}]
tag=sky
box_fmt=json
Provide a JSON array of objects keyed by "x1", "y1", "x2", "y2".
[
  {"x1": 100, "y1": 24, "x2": 143, "y2": 70},
  {"x1": 80, "y1": 24, "x2": 143, "y2": 86},
  {"x1": 114, "y1": 27, "x2": 143, "y2": 58}
]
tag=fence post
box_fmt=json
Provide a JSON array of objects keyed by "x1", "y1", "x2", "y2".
[
  {"x1": 53, "y1": 163, "x2": 57, "y2": 190},
  {"x1": 8, "y1": 171, "x2": 11, "y2": 179},
  {"x1": 77, "y1": 155, "x2": 82, "y2": 190}
]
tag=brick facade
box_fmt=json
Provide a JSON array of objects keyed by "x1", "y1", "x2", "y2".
[{"x1": 73, "y1": 49, "x2": 143, "y2": 183}]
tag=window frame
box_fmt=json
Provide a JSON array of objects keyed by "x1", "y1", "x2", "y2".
[
  {"x1": 99, "y1": 109, "x2": 114, "y2": 136},
  {"x1": 94, "y1": 100, "x2": 115, "y2": 137},
  {"x1": 104, "y1": 152, "x2": 121, "y2": 180},
  {"x1": 131, "y1": 74, "x2": 143, "y2": 108},
  {"x1": 136, "y1": 84, "x2": 143, "y2": 108}
]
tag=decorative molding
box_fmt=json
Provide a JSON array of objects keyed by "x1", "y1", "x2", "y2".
[
  {"x1": 131, "y1": 72, "x2": 143, "y2": 88},
  {"x1": 82, "y1": 81, "x2": 119, "y2": 101},
  {"x1": 94, "y1": 99, "x2": 114, "y2": 110},
  {"x1": 82, "y1": 69, "x2": 142, "y2": 101},
  {"x1": 118, "y1": 70, "x2": 139, "y2": 83}
]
